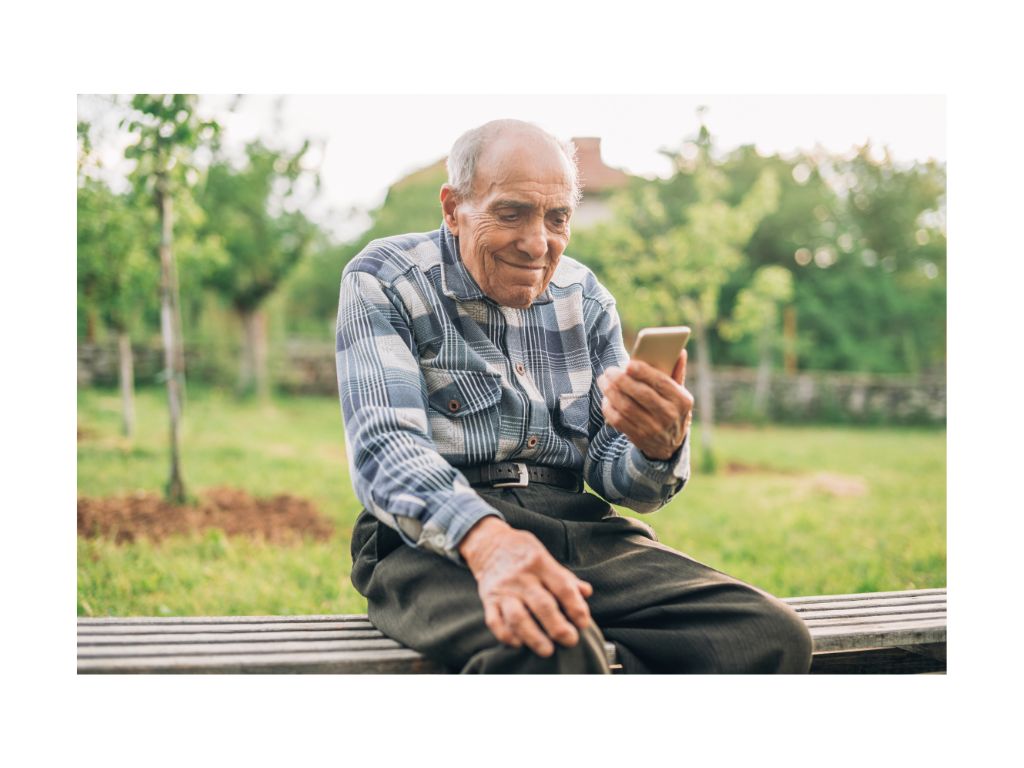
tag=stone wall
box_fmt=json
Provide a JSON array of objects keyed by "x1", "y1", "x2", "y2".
[{"x1": 79, "y1": 341, "x2": 946, "y2": 425}]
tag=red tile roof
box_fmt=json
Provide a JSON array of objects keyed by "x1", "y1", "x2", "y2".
[{"x1": 572, "y1": 137, "x2": 631, "y2": 194}]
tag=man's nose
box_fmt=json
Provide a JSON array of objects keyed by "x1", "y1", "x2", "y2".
[{"x1": 516, "y1": 218, "x2": 548, "y2": 261}]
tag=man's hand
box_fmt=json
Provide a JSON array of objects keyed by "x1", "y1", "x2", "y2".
[
  {"x1": 459, "y1": 516, "x2": 593, "y2": 657},
  {"x1": 598, "y1": 349, "x2": 694, "y2": 461}
]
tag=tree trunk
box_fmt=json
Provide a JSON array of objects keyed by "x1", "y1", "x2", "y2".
[
  {"x1": 157, "y1": 179, "x2": 186, "y2": 504},
  {"x1": 86, "y1": 306, "x2": 98, "y2": 344},
  {"x1": 691, "y1": 314, "x2": 717, "y2": 473},
  {"x1": 117, "y1": 330, "x2": 135, "y2": 438},
  {"x1": 783, "y1": 305, "x2": 797, "y2": 375},
  {"x1": 170, "y1": 244, "x2": 188, "y2": 412},
  {"x1": 753, "y1": 328, "x2": 772, "y2": 419},
  {"x1": 238, "y1": 307, "x2": 269, "y2": 400}
]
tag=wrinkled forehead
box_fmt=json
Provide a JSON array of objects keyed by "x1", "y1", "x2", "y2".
[{"x1": 472, "y1": 131, "x2": 575, "y2": 202}]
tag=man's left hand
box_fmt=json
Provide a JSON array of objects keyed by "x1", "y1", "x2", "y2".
[{"x1": 597, "y1": 350, "x2": 694, "y2": 462}]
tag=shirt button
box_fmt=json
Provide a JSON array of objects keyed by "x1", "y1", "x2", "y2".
[
  {"x1": 448, "y1": 399, "x2": 460, "y2": 413},
  {"x1": 527, "y1": 435, "x2": 538, "y2": 448},
  {"x1": 515, "y1": 362, "x2": 526, "y2": 376}
]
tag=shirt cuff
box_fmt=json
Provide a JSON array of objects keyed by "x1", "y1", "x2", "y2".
[
  {"x1": 413, "y1": 480, "x2": 506, "y2": 565},
  {"x1": 632, "y1": 433, "x2": 691, "y2": 486}
]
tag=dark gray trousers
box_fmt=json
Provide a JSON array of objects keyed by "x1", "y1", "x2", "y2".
[{"x1": 350, "y1": 484, "x2": 813, "y2": 674}]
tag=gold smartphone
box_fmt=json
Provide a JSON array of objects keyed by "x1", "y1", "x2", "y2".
[{"x1": 630, "y1": 326, "x2": 691, "y2": 375}]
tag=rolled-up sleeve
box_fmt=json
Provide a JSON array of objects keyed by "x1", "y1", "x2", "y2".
[
  {"x1": 581, "y1": 297, "x2": 690, "y2": 512},
  {"x1": 336, "y1": 269, "x2": 502, "y2": 562}
]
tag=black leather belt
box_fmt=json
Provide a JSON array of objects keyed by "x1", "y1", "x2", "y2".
[{"x1": 461, "y1": 462, "x2": 582, "y2": 491}]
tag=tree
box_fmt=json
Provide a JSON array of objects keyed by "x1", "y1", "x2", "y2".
[
  {"x1": 197, "y1": 139, "x2": 320, "y2": 398},
  {"x1": 573, "y1": 119, "x2": 779, "y2": 471},
  {"x1": 121, "y1": 94, "x2": 219, "y2": 503},
  {"x1": 77, "y1": 181, "x2": 156, "y2": 436},
  {"x1": 720, "y1": 265, "x2": 794, "y2": 419},
  {"x1": 281, "y1": 159, "x2": 447, "y2": 338},
  {"x1": 723, "y1": 143, "x2": 946, "y2": 375}
]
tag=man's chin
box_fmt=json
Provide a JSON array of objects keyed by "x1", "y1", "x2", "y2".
[{"x1": 493, "y1": 286, "x2": 539, "y2": 308}]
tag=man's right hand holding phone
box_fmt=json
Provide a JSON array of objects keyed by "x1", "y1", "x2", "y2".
[{"x1": 597, "y1": 349, "x2": 694, "y2": 461}]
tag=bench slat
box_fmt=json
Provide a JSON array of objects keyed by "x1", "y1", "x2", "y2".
[
  {"x1": 783, "y1": 588, "x2": 945, "y2": 604},
  {"x1": 78, "y1": 637, "x2": 407, "y2": 658},
  {"x1": 795, "y1": 605, "x2": 945, "y2": 621},
  {"x1": 790, "y1": 596, "x2": 945, "y2": 613},
  {"x1": 76, "y1": 614, "x2": 372, "y2": 626},
  {"x1": 78, "y1": 629, "x2": 388, "y2": 645},
  {"x1": 77, "y1": 621, "x2": 376, "y2": 635},
  {"x1": 77, "y1": 648, "x2": 443, "y2": 674},
  {"x1": 801, "y1": 610, "x2": 946, "y2": 627},
  {"x1": 807, "y1": 622, "x2": 946, "y2": 653}
]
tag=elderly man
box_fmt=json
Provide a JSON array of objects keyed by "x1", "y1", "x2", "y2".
[{"x1": 336, "y1": 119, "x2": 812, "y2": 673}]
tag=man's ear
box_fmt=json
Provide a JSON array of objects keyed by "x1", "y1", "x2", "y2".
[{"x1": 440, "y1": 185, "x2": 460, "y2": 235}]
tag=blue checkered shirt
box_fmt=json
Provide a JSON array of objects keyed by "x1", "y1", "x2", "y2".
[{"x1": 335, "y1": 223, "x2": 689, "y2": 563}]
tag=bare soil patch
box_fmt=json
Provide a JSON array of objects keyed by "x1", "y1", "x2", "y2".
[
  {"x1": 725, "y1": 461, "x2": 797, "y2": 475},
  {"x1": 77, "y1": 487, "x2": 335, "y2": 545},
  {"x1": 805, "y1": 472, "x2": 869, "y2": 497},
  {"x1": 723, "y1": 462, "x2": 868, "y2": 497}
]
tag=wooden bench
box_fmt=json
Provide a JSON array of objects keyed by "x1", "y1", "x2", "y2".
[{"x1": 77, "y1": 587, "x2": 946, "y2": 674}]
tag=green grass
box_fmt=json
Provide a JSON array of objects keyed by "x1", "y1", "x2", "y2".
[{"x1": 77, "y1": 386, "x2": 945, "y2": 616}]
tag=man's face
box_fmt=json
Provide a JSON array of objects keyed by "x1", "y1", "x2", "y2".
[{"x1": 442, "y1": 131, "x2": 575, "y2": 309}]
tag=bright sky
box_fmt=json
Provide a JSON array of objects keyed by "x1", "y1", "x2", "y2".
[{"x1": 79, "y1": 94, "x2": 944, "y2": 241}]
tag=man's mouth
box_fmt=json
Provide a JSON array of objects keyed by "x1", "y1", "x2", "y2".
[{"x1": 495, "y1": 257, "x2": 545, "y2": 273}]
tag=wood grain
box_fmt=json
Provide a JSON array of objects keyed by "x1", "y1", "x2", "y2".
[{"x1": 78, "y1": 588, "x2": 946, "y2": 674}]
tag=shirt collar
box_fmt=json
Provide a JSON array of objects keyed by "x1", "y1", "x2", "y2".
[{"x1": 439, "y1": 221, "x2": 554, "y2": 305}]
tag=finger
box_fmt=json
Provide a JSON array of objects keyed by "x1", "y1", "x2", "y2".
[
  {"x1": 604, "y1": 384, "x2": 666, "y2": 437},
  {"x1": 625, "y1": 359, "x2": 688, "y2": 410},
  {"x1": 596, "y1": 366, "x2": 624, "y2": 393},
  {"x1": 601, "y1": 395, "x2": 625, "y2": 432},
  {"x1": 604, "y1": 396, "x2": 676, "y2": 458},
  {"x1": 524, "y1": 586, "x2": 579, "y2": 647},
  {"x1": 672, "y1": 348, "x2": 687, "y2": 385},
  {"x1": 542, "y1": 571, "x2": 593, "y2": 631},
  {"x1": 622, "y1": 360, "x2": 694, "y2": 434},
  {"x1": 484, "y1": 600, "x2": 518, "y2": 647},
  {"x1": 614, "y1": 370, "x2": 679, "y2": 425},
  {"x1": 500, "y1": 597, "x2": 554, "y2": 657}
]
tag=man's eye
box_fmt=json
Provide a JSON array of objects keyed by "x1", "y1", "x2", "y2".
[{"x1": 498, "y1": 212, "x2": 520, "y2": 223}]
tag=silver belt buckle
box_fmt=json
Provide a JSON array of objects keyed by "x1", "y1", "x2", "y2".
[{"x1": 492, "y1": 462, "x2": 529, "y2": 488}]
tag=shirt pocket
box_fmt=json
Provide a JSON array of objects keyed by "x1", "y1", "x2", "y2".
[
  {"x1": 424, "y1": 368, "x2": 503, "y2": 464},
  {"x1": 557, "y1": 391, "x2": 592, "y2": 439}
]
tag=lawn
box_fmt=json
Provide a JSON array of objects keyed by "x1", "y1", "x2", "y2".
[{"x1": 77, "y1": 386, "x2": 946, "y2": 616}]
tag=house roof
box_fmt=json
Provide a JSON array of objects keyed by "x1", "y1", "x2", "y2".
[
  {"x1": 388, "y1": 136, "x2": 632, "y2": 198},
  {"x1": 571, "y1": 137, "x2": 632, "y2": 194}
]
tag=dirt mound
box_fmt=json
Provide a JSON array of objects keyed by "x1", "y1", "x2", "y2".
[
  {"x1": 725, "y1": 462, "x2": 797, "y2": 475},
  {"x1": 77, "y1": 487, "x2": 335, "y2": 545}
]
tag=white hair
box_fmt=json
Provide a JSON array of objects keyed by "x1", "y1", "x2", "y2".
[{"x1": 446, "y1": 119, "x2": 582, "y2": 205}]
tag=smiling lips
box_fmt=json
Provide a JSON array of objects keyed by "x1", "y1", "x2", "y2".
[{"x1": 495, "y1": 256, "x2": 545, "y2": 273}]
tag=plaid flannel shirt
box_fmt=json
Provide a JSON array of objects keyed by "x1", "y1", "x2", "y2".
[{"x1": 335, "y1": 223, "x2": 689, "y2": 563}]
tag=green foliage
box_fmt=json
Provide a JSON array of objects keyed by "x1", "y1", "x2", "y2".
[
  {"x1": 572, "y1": 125, "x2": 780, "y2": 336},
  {"x1": 121, "y1": 94, "x2": 220, "y2": 193},
  {"x1": 282, "y1": 161, "x2": 448, "y2": 336},
  {"x1": 77, "y1": 175, "x2": 158, "y2": 337},
  {"x1": 198, "y1": 139, "x2": 320, "y2": 312},
  {"x1": 721, "y1": 143, "x2": 946, "y2": 373},
  {"x1": 721, "y1": 265, "x2": 794, "y2": 342},
  {"x1": 570, "y1": 135, "x2": 946, "y2": 376}
]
